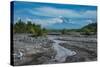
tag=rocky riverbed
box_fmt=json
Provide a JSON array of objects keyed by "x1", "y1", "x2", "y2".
[
  {"x1": 13, "y1": 34, "x2": 57, "y2": 65},
  {"x1": 12, "y1": 34, "x2": 97, "y2": 66},
  {"x1": 58, "y1": 35, "x2": 97, "y2": 62}
]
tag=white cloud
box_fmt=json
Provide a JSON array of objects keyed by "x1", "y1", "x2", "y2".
[
  {"x1": 28, "y1": 17, "x2": 64, "y2": 27},
  {"x1": 29, "y1": 6, "x2": 97, "y2": 19},
  {"x1": 26, "y1": 17, "x2": 32, "y2": 22},
  {"x1": 86, "y1": 19, "x2": 93, "y2": 23},
  {"x1": 83, "y1": 10, "x2": 97, "y2": 18},
  {"x1": 15, "y1": 6, "x2": 97, "y2": 27},
  {"x1": 30, "y1": 7, "x2": 81, "y2": 18}
]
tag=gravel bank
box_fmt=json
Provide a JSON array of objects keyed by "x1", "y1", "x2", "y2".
[
  {"x1": 58, "y1": 35, "x2": 97, "y2": 62},
  {"x1": 12, "y1": 34, "x2": 97, "y2": 65},
  {"x1": 13, "y1": 34, "x2": 56, "y2": 66}
]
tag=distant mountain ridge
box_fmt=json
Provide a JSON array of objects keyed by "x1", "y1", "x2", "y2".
[
  {"x1": 81, "y1": 22, "x2": 97, "y2": 32},
  {"x1": 46, "y1": 16, "x2": 95, "y2": 29}
]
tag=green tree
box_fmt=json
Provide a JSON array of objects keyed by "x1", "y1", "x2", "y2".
[
  {"x1": 83, "y1": 28, "x2": 91, "y2": 35},
  {"x1": 61, "y1": 29, "x2": 66, "y2": 34},
  {"x1": 14, "y1": 19, "x2": 26, "y2": 33},
  {"x1": 26, "y1": 21, "x2": 33, "y2": 33},
  {"x1": 13, "y1": 19, "x2": 47, "y2": 37},
  {"x1": 34, "y1": 25, "x2": 43, "y2": 36},
  {"x1": 81, "y1": 23, "x2": 97, "y2": 35}
]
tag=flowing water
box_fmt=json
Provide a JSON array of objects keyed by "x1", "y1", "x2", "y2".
[{"x1": 48, "y1": 35, "x2": 76, "y2": 62}]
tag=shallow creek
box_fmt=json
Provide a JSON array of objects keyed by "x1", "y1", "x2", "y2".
[{"x1": 47, "y1": 35, "x2": 76, "y2": 62}]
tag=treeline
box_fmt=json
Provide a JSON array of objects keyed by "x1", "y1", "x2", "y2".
[
  {"x1": 78, "y1": 22, "x2": 97, "y2": 35},
  {"x1": 13, "y1": 19, "x2": 97, "y2": 36},
  {"x1": 81, "y1": 23, "x2": 97, "y2": 32},
  {"x1": 60, "y1": 22, "x2": 97, "y2": 35},
  {"x1": 13, "y1": 19, "x2": 47, "y2": 36}
]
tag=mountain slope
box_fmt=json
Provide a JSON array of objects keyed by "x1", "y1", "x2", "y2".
[{"x1": 81, "y1": 22, "x2": 97, "y2": 32}]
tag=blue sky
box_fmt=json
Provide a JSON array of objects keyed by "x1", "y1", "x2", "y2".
[{"x1": 13, "y1": 1, "x2": 97, "y2": 29}]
